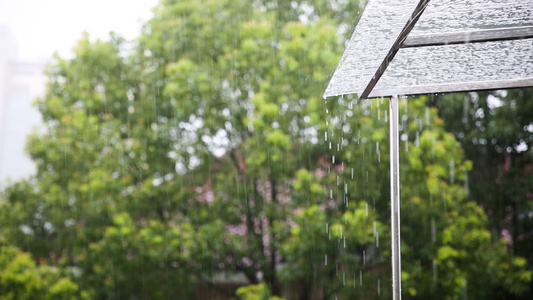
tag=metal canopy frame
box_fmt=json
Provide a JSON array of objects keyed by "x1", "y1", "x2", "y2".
[
  {"x1": 324, "y1": 0, "x2": 533, "y2": 100},
  {"x1": 323, "y1": 1, "x2": 533, "y2": 300},
  {"x1": 361, "y1": 9, "x2": 533, "y2": 99},
  {"x1": 366, "y1": 23, "x2": 533, "y2": 98},
  {"x1": 360, "y1": 0, "x2": 431, "y2": 99}
]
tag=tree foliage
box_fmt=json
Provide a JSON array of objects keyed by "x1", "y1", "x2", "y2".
[
  {"x1": 431, "y1": 89, "x2": 533, "y2": 298},
  {"x1": 0, "y1": 242, "x2": 85, "y2": 300},
  {"x1": 0, "y1": 0, "x2": 530, "y2": 299}
]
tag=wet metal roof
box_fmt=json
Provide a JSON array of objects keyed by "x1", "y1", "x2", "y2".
[{"x1": 324, "y1": 0, "x2": 533, "y2": 99}]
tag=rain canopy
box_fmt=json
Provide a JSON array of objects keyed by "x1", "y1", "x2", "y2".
[
  {"x1": 324, "y1": 0, "x2": 533, "y2": 99},
  {"x1": 324, "y1": 1, "x2": 533, "y2": 299}
]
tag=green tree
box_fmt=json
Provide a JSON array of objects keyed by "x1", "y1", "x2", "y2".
[
  {"x1": 0, "y1": 34, "x2": 196, "y2": 299},
  {"x1": 0, "y1": 242, "x2": 85, "y2": 300},
  {"x1": 0, "y1": 0, "x2": 530, "y2": 299},
  {"x1": 431, "y1": 89, "x2": 533, "y2": 298},
  {"x1": 236, "y1": 283, "x2": 282, "y2": 300},
  {"x1": 396, "y1": 97, "x2": 530, "y2": 299}
]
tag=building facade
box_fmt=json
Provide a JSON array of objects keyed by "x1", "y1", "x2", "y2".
[{"x1": 0, "y1": 26, "x2": 45, "y2": 183}]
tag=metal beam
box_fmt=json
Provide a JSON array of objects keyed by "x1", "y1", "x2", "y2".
[
  {"x1": 359, "y1": 0, "x2": 431, "y2": 99},
  {"x1": 402, "y1": 26, "x2": 533, "y2": 48},
  {"x1": 367, "y1": 78, "x2": 533, "y2": 98},
  {"x1": 389, "y1": 95, "x2": 401, "y2": 300}
]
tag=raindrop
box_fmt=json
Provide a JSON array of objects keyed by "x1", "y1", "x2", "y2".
[
  {"x1": 462, "y1": 96, "x2": 469, "y2": 124},
  {"x1": 431, "y1": 217, "x2": 436, "y2": 243},
  {"x1": 465, "y1": 172, "x2": 470, "y2": 197},
  {"x1": 431, "y1": 132, "x2": 436, "y2": 156},
  {"x1": 343, "y1": 272, "x2": 346, "y2": 286},
  {"x1": 449, "y1": 159, "x2": 455, "y2": 184},
  {"x1": 433, "y1": 260, "x2": 438, "y2": 284},
  {"x1": 376, "y1": 142, "x2": 381, "y2": 162},
  {"x1": 325, "y1": 254, "x2": 328, "y2": 266}
]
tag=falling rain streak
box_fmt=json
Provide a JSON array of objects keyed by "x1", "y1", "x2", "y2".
[
  {"x1": 1, "y1": 0, "x2": 529, "y2": 299},
  {"x1": 321, "y1": 95, "x2": 387, "y2": 298},
  {"x1": 321, "y1": 1, "x2": 533, "y2": 299}
]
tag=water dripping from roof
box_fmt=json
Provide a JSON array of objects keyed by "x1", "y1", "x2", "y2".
[
  {"x1": 343, "y1": 272, "x2": 346, "y2": 286},
  {"x1": 431, "y1": 217, "x2": 436, "y2": 243},
  {"x1": 449, "y1": 159, "x2": 455, "y2": 184}
]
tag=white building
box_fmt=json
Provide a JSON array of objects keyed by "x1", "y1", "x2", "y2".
[{"x1": 0, "y1": 26, "x2": 45, "y2": 182}]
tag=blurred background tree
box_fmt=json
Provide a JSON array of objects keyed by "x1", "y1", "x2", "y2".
[
  {"x1": 431, "y1": 89, "x2": 533, "y2": 298},
  {"x1": 0, "y1": 240, "x2": 86, "y2": 300},
  {"x1": 0, "y1": 0, "x2": 531, "y2": 299}
]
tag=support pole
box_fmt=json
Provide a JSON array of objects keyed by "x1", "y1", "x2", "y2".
[{"x1": 389, "y1": 95, "x2": 401, "y2": 300}]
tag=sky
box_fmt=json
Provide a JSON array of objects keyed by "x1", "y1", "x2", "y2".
[{"x1": 0, "y1": 0, "x2": 159, "y2": 61}]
